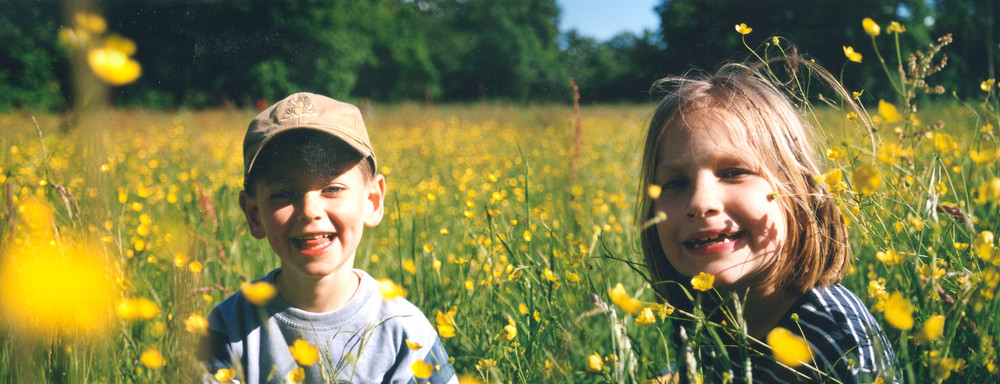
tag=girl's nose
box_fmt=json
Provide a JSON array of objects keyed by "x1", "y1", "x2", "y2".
[{"x1": 685, "y1": 176, "x2": 722, "y2": 219}]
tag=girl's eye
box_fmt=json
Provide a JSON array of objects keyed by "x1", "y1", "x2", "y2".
[
  {"x1": 721, "y1": 168, "x2": 752, "y2": 179},
  {"x1": 661, "y1": 178, "x2": 687, "y2": 190}
]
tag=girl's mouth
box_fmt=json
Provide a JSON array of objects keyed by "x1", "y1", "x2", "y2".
[
  {"x1": 683, "y1": 231, "x2": 745, "y2": 249},
  {"x1": 292, "y1": 233, "x2": 334, "y2": 250}
]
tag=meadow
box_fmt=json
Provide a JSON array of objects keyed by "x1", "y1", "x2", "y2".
[{"x1": 2, "y1": 25, "x2": 1000, "y2": 384}]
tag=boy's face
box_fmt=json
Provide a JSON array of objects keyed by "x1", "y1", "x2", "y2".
[
  {"x1": 239, "y1": 134, "x2": 384, "y2": 282},
  {"x1": 651, "y1": 109, "x2": 786, "y2": 290}
]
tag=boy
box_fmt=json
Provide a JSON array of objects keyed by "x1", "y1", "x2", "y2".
[{"x1": 200, "y1": 93, "x2": 456, "y2": 384}]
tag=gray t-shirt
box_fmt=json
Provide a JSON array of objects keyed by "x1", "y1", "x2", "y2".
[{"x1": 201, "y1": 268, "x2": 456, "y2": 384}]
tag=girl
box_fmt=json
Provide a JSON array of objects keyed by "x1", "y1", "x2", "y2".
[{"x1": 638, "y1": 58, "x2": 897, "y2": 383}]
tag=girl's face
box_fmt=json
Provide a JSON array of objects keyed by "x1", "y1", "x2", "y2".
[{"x1": 652, "y1": 110, "x2": 787, "y2": 289}]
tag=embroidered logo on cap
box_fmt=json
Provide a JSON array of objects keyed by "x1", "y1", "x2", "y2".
[{"x1": 280, "y1": 94, "x2": 318, "y2": 120}]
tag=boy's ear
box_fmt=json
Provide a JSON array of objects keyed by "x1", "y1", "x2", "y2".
[
  {"x1": 364, "y1": 174, "x2": 386, "y2": 227},
  {"x1": 239, "y1": 190, "x2": 267, "y2": 239}
]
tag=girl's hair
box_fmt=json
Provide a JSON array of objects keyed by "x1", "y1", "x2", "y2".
[{"x1": 639, "y1": 56, "x2": 856, "y2": 303}]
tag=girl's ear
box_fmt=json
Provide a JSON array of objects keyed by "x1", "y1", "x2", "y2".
[
  {"x1": 239, "y1": 191, "x2": 267, "y2": 239},
  {"x1": 364, "y1": 174, "x2": 386, "y2": 227}
]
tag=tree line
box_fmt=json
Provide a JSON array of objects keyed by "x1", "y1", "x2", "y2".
[{"x1": 1, "y1": 0, "x2": 996, "y2": 111}]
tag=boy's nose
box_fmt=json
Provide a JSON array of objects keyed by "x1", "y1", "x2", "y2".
[
  {"x1": 300, "y1": 193, "x2": 324, "y2": 221},
  {"x1": 685, "y1": 176, "x2": 722, "y2": 219}
]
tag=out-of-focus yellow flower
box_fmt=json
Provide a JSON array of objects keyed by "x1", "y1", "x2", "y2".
[
  {"x1": 954, "y1": 242, "x2": 969, "y2": 251},
  {"x1": 287, "y1": 367, "x2": 306, "y2": 383},
  {"x1": 635, "y1": 307, "x2": 656, "y2": 326},
  {"x1": 818, "y1": 168, "x2": 847, "y2": 196},
  {"x1": 585, "y1": 352, "x2": 604, "y2": 373},
  {"x1": 406, "y1": 339, "x2": 423, "y2": 350},
  {"x1": 289, "y1": 339, "x2": 319, "y2": 366},
  {"x1": 846, "y1": 112, "x2": 859, "y2": 121},
  {"x1": 691, "y1": 272, "x2": 714, "y2": 291},
  {"x1": 970, "y1": 149, "x2": 999, "y2": 166},
  {"x1": 876, "y1": 249, "x2": 906, "y2": 266},
  {"x1": 404, "y1": 259, "x2": 417, "y2": 275},
  {"x1": 843, "y1": 46, "x2": 863, "y2": 63},
  {"x1": 982, "y1": 123, "x2": 995, "y2": 133},
  {"x1": 476, "y1": 358, "x2": 496, "y2": 370},
  {"x1": 214, "y1": 368, "x2": 236, "y2": 383},
  {"x1": 543, "y1": 268, "x2": 559, "y2": 282},
  {"x1": 826, "y1": 146, "x2": 846, "y2": 161},
  {"x1": 87, "y1": 42, "x2": 141, "y2": 86},
  {"x1": 608, "y1": 283, "x2": 643, "y2": 315},
  {"x1": 436, "y1": 307, "x2": 458, "y2": 338},
  {"x1": 878, "y1": 100, "x2": 903, "y2": 123},
  {"x1": 647, "y1": 184, "x2": 662, "y2": 199},
  {"x1": 499, "y1": 318, "x2": 517, "y2": 342},
  {"x1": 735, "y1": 23, "x2": 752, "y2": 35},
  {"x1": 140, "y1": 348, "x2": 165, "y2": 369},
  {"x1": 982, "y1": 79, "x2": 996, "y2": 92},
  {"x1": 884, "y1": 292, "x2": 914, "y2": 330},
  {"x1": 933, "y1": 133, "x2": 959, "y2": 154},
  {"x1": 887, "y1": 21, "x2": 906, "y2": 33},
  {"x1": 876, "y1": 143, "x2": 913, "y2": 165},
  {"x1": 377, "y1": 278, "x2": 406, "y2": 300},
  {"x1": 974, "y1": 231, "x2": 996, "y2": 264},
  {"x1": 767, "y1": 327, "x2": 813, "y2": 367},
  {"x1": 184, "y1": 312, "x2": 208, "y2": 335},
  {"x1": 189, "y1": 260, "x2": 203, "y2": 273},
  {"x1": 852, "y1": 90, "x2": 864, "y2": 99},
  {"x1": 0, "y1": 240, "x2": 116, "y2": 337},
  {"x1": 863, "y1": 18, "x2": 881, "y2": 36},
  {"x1": 852, "y1": 165, "x2": 881, "y2": 196},
  {"x1": 974, "y1": 178, "x2": 1000, "y2": 205},
  {"x1": 412, "y1": 360, "x2": 434, "y2": 379},
  {"x1": 917, "y1": 314, "x2": 945, "y2": 343},
  {"x1": 241, "y1": 281, "x2": 277, "y2": 306}
]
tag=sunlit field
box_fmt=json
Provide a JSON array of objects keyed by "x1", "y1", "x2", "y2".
[{"x1": 3, "y1": 19, "x2": 1000, "y2": 384}]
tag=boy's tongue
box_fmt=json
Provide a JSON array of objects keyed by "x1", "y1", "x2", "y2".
[{"x1": 296, "y1": 234, "x2": 332, "y2": 249}]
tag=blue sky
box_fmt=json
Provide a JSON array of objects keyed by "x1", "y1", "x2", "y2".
[{"x1": 557, "y1": 0, "x2": 660, "y2": 41}]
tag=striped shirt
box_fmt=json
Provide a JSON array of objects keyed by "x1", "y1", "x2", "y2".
[{"x1": 751, "y1": 284, "x2": 898, "y2": 383}]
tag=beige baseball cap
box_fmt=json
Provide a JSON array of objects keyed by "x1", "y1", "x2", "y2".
[{"x1": 243, "y1": 92, "x2": 376, "y2": 184}]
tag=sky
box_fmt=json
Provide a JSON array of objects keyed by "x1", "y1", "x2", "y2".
[{"x1": 557, "y1": 0, "x2": 660, "y2": 41}]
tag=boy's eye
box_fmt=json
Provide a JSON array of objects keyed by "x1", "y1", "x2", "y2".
[
  {"x1": 323, "y1": 186, "x2": 345, "y2": 194},
  {"x1": 268, "y1": 189, "x2": 297, "y2": 200}
]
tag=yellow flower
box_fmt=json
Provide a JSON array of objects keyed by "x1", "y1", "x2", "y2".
[
  {"x1": 735, "y1": 23, "x2": 752, "y2": 35},
  {"x1": 647, "y1": 184, "x2": 662, "y2": 199},
  {"x1": 974, "y1": 178, "x2": 1000, "y2": 205},
  {"x1": 843, "y1": 46, "x2": 863, "y2": 63},
  {"x1": 406, "y1": 339, "x2": 423, "y2": 350},
  {"x1": 241, "y1": 281, "x2": 277, "y2": 306},
  {"x1": 189, "y1": 260, "x2": 203, "y2": 273},
  {"x1": 608, "y1": 283, "x2": 643, "y2": 315},
  {"x1": 436, "y1": 307, "x2": 458, "y2": 338},
  {"x1": 974, "y1": 231, "x2": 996, "y2": 263},
  {"x1": 876, "y1": 143, "x2": 913, "y2": 165},
  {"x1": 876, "y1": 249, "x2": 906, "y2": 266},
  {"x1": 543, "y1": 268, "x2": 559, "y2": 282},
  {"x1": 635, "y1": 307, "x2": 656, "y2": 326},
  {"x1": 982, "y1": 79, "x2": 996, "y2": 92},
  {"x1": 767, "y1": 327, "x2": 813, "y2": 367},
  {"x1": 214, "y1": 368, "x2": 236, "y2": 383},
  {"x1": 585, "y1": 352, "x2": 604, "y2": 373},
  {"x1": 412, "y1": 360, "x2": 434, "y2": 379},
  {"x1": 140, "y1": 348, "x2": 165, "y2": 369},
  {"x1": 917, "y1": 314, "x2": 945, "y2": 343},
  {"x1": 116, "y1": 297, "x2": 161, "y2": 321},
  {"x1": 852, "y1": 90, "x2": 864, "y2": 99},
  {"x1": 852, "y1": 165, "x2": 881, "y2": 196},
  {"x1": 884, "y1": 292, "x2": 914, "y2": 330},
  {"x1": 499, "y1": 318, "x2": 517, "y2": 342},
  {"x1": 87, "y1": 43, "x2": 142, "y2": 86},
  {"x1": 691, "y1": 272, "x2": 714, "y2": 291},
  {"x1": 970, "y1": 149, "x2": 999, "y2": 166},
  {"x1": 288, "y1": 339, "x2": 319, "y2": 366},
  {"x1": 954, "y1": 242, "x2": 969, "y2": 251},
  {"x1": 818, "y1": 168, "x2": 847, "y2": 196},
  {"x1": 403, "y1": 259, "x2": 417, "y2": 274},
  {"x1": 878, "y1": 100, "x2": 902, "y2": 122},
  {"x1": 887, "y1": 21, "x2": 906, "y2": 33},
  {"x1": 863, "y1": 17, "x2": 881, "y2": 36},
  {"x1": 845, "y1": 112, "x2": 858, "y2": 121},
  {"x1": 476, "y1": 358, "x2": 496, "y2": 370},
  {"x1": 184, "y1": 312, "x2": 208, "y2": 335},
  {"x1": 826, "y1": 146, "x2": 846, "y2": 161},
  {"x1": 377, "y1": 278, "x2": 406, "y2": 300},
  {"x1": 287, "y1": 367, "x2": 306, "y2": 383},
  {"x1": 75, "y1": 12, "x2": 108, "y2": 34}
]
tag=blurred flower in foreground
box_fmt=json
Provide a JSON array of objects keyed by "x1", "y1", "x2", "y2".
[
  {"x1": 843, "y1": 46, "x2": 863, "y2": 63},
  {"x1": 585, "y1": 352, "x2": 603, "y2": 373},
  {"x1": 1, "y1": 199, "x2": 116, "y2": 338},
  {"x1": 917, "y1": 314, "x2": 945, "y2": 343},
  {"x1": 215, "y1": 368, "x2": 236, "y2": 383},
  {"x1": 241, "y1": 281, "x2": 277, "y2": 306},
  {"x1": 412, "y1": 360, "x2": 434, "y2": 379},
  {"x1": 88, "y1": 37, "x2": 141, "y2": 86},
  {"x1": 289, "y1": 339, "x2": 319, "y2": 366},
  {"x1": 287, "y1": 367, "x2": 305, "y2": 383},
  {"x1": 878, "y1": 100, "x2": 903, "y2": 123},
  {"x1": 884, "y1": 292, "x2": 914, "y2": 330},
  {"x1": 767, "y1": 327, "x2": 813, "y2": 367},
  {"x1": 863, "y1": 18, "x2": 881, "y2": 36},
  {"x1": 609, "y1": 283, "x2": 643, "y2": 314},
  {"x1": 377, "y1": 278, "x2": 406, "y2": 300},
  {"x1": 185, "y1": 312, "x2": 208, "y2": 335},
  {"x1": 691, "y1": 272, "x2": 714, "y2": 291},
  {"x1": 852, "y1": 165, "x2": 882, "y2": 196},
  {"x1": 117, "y1": 297, "x2": 161, "y2": 321},
  {"x1": 140, "y1": 348, "x2": 165, "y2": 369}
]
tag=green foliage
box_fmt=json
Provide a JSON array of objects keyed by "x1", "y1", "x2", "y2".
[{"x1": 0, "y1": 0, "x2": 67, "y2": 112}]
